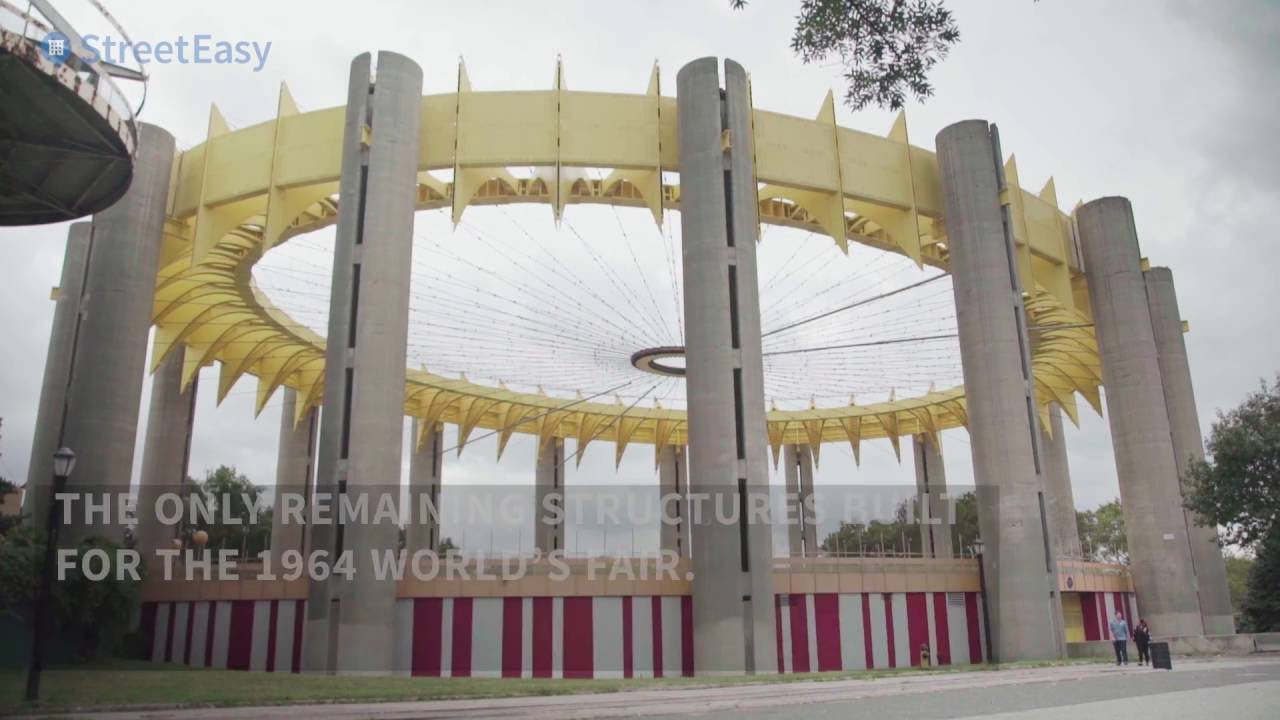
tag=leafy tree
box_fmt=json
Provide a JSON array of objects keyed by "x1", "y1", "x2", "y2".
[
  {"x1": 0, "y1": 525, "x2": 143, "y2": 661},
  {"x1": 1076, "y1": 499, "x2": 1128, "y2": 564},
  {"x1": 0, "y1": 476, "x2": 23, "y2": 536},
  {"x1": 188, "y1": 466, "x2": 272, "y2": 558},
  {"x1": 949, "y1": 491, "x2": 978, "y2": 555},
  {"x1": 731, "y1": 0, "x2": 961, "y2": 110},
  {"x1": 822, "y1": 498, "x2": 917, "y2": 555},
  {"x1": 1186, "y1": 376, "x2": 1280, "y2": 631},
  {"x1": 1225, "y1": 555, "x2": 1253, "y2": 620},
  {"x1": 1186, "y1": 377, "x2": 1280, "y2": 548}
]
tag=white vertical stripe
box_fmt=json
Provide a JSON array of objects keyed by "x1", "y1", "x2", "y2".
[
  {"x1": 778, "y1": 597, "x2": 792, "y2": 673},
  {"x1": 805, "y1": 594, "x2": 819, "y2": 672},
  {"x1": 552, "y1": 596, "x2": 564, "y2": 679},
  {"x1": 592, "y1": 597, "x2": 624, "y2": 679},
  {"x1": 250, "y1": 601, "x2": 271, "y2": 671},
  {"x1": 211, "y1": 602, "x2": 231, "y2": 669},
  {"x1": 632, "y1": 597, "x2": 653, "y2": 678},
  {"x1": 151, "y1": 603, "x2": 170, "y2": 662},
  {"x1": 924, "y1": 594, "x2": 938, "y2": 667},
  {"x1": 660, "y1": 596, "x2": 681, "y2": 677},
  {"x1": 189, "y1": 602, "x2": 210, "y2": 667},
  {"x1": 392, "y1": 599, "x2": 412, "y2": 676},
  {"x1": 275, "y1": 599, "x2": 297, "y2": 673},
  {"x1": 946, "y1": 599, "x2": 969, "y2": 665},
  {"x1": 471, "y1": 598, "x2": 504, "y2": 678},
  {"x1": 171, "y1": 603, "x2": 189, "y2": 665},
  {"x1": 868, "y1": 594, "x2": 888, "y2": 668},
  {"x1": 440, "y1": 598, "x2": 454, "y2": 677},
  {"x1": 521, "y1": 598, "x2": 533, "y2": 679},
  {"x1": 837, "y1": 594, "x2": 864, "y2": 671},
  {"x1": 890, "y1": 593, "x2": 910, "y2": 668}
]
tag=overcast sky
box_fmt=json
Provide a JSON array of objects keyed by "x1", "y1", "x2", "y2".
[{"x1": 1, "y1": 1, "x2": 1277, "y2": 553}]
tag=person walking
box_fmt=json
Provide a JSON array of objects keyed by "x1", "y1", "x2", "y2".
[
  {"x1": 1133, "y1": 619, "x2": 1152, "y2": 665},
  {"x1": 1109, "y1": 612, "x2": 1131, "y2": 666}
]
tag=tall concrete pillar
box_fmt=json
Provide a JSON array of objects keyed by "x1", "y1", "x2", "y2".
[
  {"x1": 1040, "y1": 404, "x2": 1082, "y2": 560},
  {"x1": 1076, "y1": 197, "x2": 1203, "y2": 637},
  {"x1": 406, "y1": 419, "x2": 442, "y2": 554},
  {"x1": 1144, "y1": 266, "x2": 1233, "y2": 635},
  {"x1": 534, "y1": 438, "x2": 564, "y2": 554},
  {"x1": 911, "y1": 434, "x2": 953, "y2": 559},
  {"x1": 658, "y1": 444, "x2": 690, "y2": 558},
  {"x1": 23, "y1": 222, "x2": 91, "y2": 529},
  {"x1": 782, "y1": 444, "x2": 817, "y2": 557},
  {"x1": 304, "y1": 51, "x2": 423, "y2": 674},
  {"x1": 936, "y1": 119, "x2": 1063, "y2": 661},
  {"x1": 58, "y1": 124, "x2": 175, "y2": 547},
  {"x1": 135, "y1": 349, "x2": 199, "y2": 558},
  {"x1": 677, "y1": 57, "x2": 776, "y2": 675},
  {"x1": 271, "y1": 388, "x2": 317, "y2": 565}
]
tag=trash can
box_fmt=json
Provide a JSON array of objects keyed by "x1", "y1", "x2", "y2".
[{"x1": 1150, "y1": 641, "x2": 1172, "y2": 670}]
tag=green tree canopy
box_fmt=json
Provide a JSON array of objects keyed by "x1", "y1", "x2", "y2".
[{"x1": 1076, "y1": 499, "x2": 1128, "y2": 564}]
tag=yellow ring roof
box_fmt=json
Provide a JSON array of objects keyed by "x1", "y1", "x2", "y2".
[{"x1": 151, "y1": 62, "x2": 1102, "y2": 467}]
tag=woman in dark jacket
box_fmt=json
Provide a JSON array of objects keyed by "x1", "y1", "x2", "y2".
[{"x1": 1134, "y1": 619, "x2": 1152, "y2": 665}]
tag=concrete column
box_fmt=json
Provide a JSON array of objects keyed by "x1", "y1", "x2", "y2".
[
  {"x1": 271, "y1": 388, "x2": 318, "y2": 565},
  {"x1": 658, "y1": 444, "x2": 689, "y2": 558},
  {"x1": 1040, "y1": 404, "x2": 1082, "y2": 560},
  {"x1": 677, "y1": 57, "x2": 776, "y2": 675},
  {"x1": 936, "y1": 119, "x2": 1063, "y2": 661},
  {"x1": 406, "y1": 419, "x2": 442, "y2": 555},
  {"x1": 911, "y1": 434, "x2": 953, "y2": 559},
  {"x1": 135, "y1": 349, "x2": 199, "y2": 558},
  {"x1": 304, "y1": 51, "x2": 423, "y2": 674},
  {"x1": 1076, "y1": 197, "x2": 1203, "y2": 637},
  {"x1": 534, "y1": 438, "x2": 564, "y2": 554},
  {"x1": 23, "y1": 222, "x2": 91, "y2": 529},
  {"x1": 1144, "y1": 266, "x2": 1234, "y2": 635},
  {"x1": 58, "y1": 124, "x2": 174, "y2": 547},
  {"x1": 782, "y1": 444, "x2": 818, "y2": 557}
]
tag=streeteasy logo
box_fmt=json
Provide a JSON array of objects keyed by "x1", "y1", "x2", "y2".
[{"x1": 41, "y1": 32, "x2": 272, "y2": 72}]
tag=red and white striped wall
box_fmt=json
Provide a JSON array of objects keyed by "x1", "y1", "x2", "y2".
[
  {"x1": 1079, "y1": 591, "x2": 1139, "y2": 641},
  {"x1": 394, "y1": 596, "x2": 694, "y2": 678},
  {"x1": 774, "y1": 592, "x2": 986, "y2": 672},
  {"x1": 143, "y1": 592, "x2": 991, "y2": 676},
  {"x1": 140, "y1": 599, "x2": 304, "y2": 673}
]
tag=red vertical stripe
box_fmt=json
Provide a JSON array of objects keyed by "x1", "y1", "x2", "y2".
[
  {"x1": 932, "y1": 593, "x2": 951, "y2": 665},
  {"x1": 563, "y1": 596, "x2": 594, "y2": 678},
  {"x1": 164, "y1": 602, "x2": 177, "y2": 662},
  {"x1": 1080, "y1": 592, "x2": 1099, "y2": 641},
  {"x1": 861, "y1": 593, "x2": 875, "y2": 669},
  {"x1": 227, "y1": 600, "x2": 255, "y2": 671},
  {"x1": 906, "y1": 593, "x2": 929, "y2": 667},
  {"x1": 140, "y1": 602, "x2": 157, "y2": 661},
  {"x1": 265, "y1": 599, "x2": 280, "y2": 672},
  {"x1": 204, "y1": 601, "x2": 216, "y2": 668},
  {"x1": 622, "y1": 596, "x2": 634, "y2": 678},
  {"x1": 1113, "y1": 592, "x2": 1126, "y2": 623},
  {"x1": 291, "y1": 600, "x2": 305, "y2": 673},
  {"x1": 502, "y1": 597, "x2": 522, "y2": 678},
  {"x1": 789, "y1": 595, "x2": 811, "y2": 673},
  {"x1": 814, "y1": 593, "x2": 841, "y2": 672},
  {"x1": 774, "y1": 596, "x2": 785, "y2": 672},
  {"x1": 651, "y1": 597, "x2": 664, "y2": 678},
  {"x1": 1100, "y1": 594, "x2": 1111, "y2": 639},
  {"x1": 451, "y1": 597, "x2": 474, "y2": 677},
  {"x1": 532, "y1": 597, "x2": 553, "y2": 678},
  {"x1": 183, "y1": 602, "x2": 196, "y2": 665},
  {"x1": 883, "y1": 594, "x2": 896, "y2": 668},
  {"x1": 964, "y1": 592, "x2": 983, "y2": 663},
  {"x1": 680, "y1": 595, "x2": 694, "y2": 677},
  {"x1": 411, "y1": 597, "x2": 443, "y2": 676}
]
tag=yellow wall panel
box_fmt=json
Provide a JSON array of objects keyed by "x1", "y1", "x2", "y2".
[
  {"x1": 420, "y1": 94, "x2": 457, "y2": 170},
  {"x1": 753, "y1": 110, "x2": 840, "y2": 192},
  {"x1": 201, "y1": 121, "x2": 273, "y2": 205},
  {"x1": 457, "y1": 90, "x2": 558, "y2": 167},
  {"x1": 837, "y1": 127, "x2": 914, "y2": 209},
  {"x1": 271, "y1": 106, "x2": 345, "y2": 188},
  {"x1": 560, "y1": 91, "x2": 658, "y2": 169}
]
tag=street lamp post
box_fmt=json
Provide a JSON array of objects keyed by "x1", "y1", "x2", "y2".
[
  {"x1": 25, "y1": 447, "x2": 76, "y2": 703},
  {"x1": 973, "y1": 537, "x2": 994, "y2": 663}
]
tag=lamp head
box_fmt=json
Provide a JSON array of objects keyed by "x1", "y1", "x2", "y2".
[{"x1": 52, "y1": 447, "x2": 76, "y2": 479}]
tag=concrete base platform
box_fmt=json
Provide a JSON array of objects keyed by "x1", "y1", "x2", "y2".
[{"x1": 1067, "y1": 633, "x2": 1280, "y2": 659}]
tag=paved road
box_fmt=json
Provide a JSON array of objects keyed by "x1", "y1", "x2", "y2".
[{"x1": 42, "y1": 656, "x2": 1280, "y2": 720}]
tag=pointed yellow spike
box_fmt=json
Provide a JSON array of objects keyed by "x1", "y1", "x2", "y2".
[
  {"x1": 207, "y1": 103, "x2": 230, "y2": 138},
  {"x1": 1039, "y1": 176, "x2": 1058, "y2": 207},
  {"x1": 768, "y1": 421, "x2": 787, "y2": 469},
  {"x1": 816, "y1": 90, "x2": 836, "y2": 124},
  {"x1": 180, "y1": 345, "x2": 203, "y2": 392},
  {"x1": 457, "y1": 57, "x2": 471, "y2": 93},
  {"x1": 646, "y1": 60, "x2": 660, "y2": 96},
  {"x1": 840, "y1": 417, "x2": 862, "y2": 466},
  {"x1": 888, "y1": 110, "x2": 908, "y2": 143},
  {"x1": 293, "y1": 390, "x2": 315, "y2": 429},
  {"x1": 263, "y1": 82, "x2": 302, "y2": 252}
]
